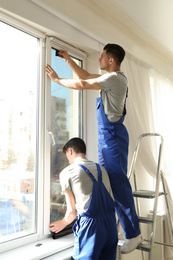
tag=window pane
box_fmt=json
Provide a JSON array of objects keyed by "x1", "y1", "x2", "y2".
[
  {"x1": 50, "y1": 49, "x2": 82, "y2": 229},
  {"x1": 0, "y1": 22, "x2": 39, "y2": 242}
]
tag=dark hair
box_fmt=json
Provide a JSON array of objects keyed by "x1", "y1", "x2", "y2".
[
  {"x1": 103, "y1": 43, "x2": 125, "y2": 65},
  {"x1": 62, "y1": 137, "x2": 86, "y2": 154}
]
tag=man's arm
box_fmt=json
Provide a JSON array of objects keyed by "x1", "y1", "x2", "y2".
[
  {"x1": 58, "y1": 50, "x2": 100, "y2": 80},
  {"x1": 50, "y1": 190, "x2": 77, "y2": 233},
  {"x1": 45, "y1": 64, "x2": 102, "y2": 90}
]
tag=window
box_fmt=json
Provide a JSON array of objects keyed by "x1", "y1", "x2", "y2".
[
  {"x1": 48, "y1": 43, "x2": 83, "y2": 236},
  {"x1": 0, "y1": 22, "x2": 85, "y2": 250},
  {"x1": 0, "y1": 22, "x2": 39, "y2": 243}
]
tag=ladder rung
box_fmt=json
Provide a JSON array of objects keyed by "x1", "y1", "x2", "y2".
[
  {"x1": 137, "y1": 243, "x2": 151, "y2": 252},
  {"x1": 118, "y1": 239, "x2": 151, "y2": 252},
  {"x1": 133, "y1": 190, "x2": 164, "y2": 198},
  {"x1": 138, "y1": 216, "x2": 154, "y2": 224}
]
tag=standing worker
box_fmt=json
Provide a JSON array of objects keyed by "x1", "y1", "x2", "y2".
[
  {"x1": 50, "y1": 138, "x2": 118, "y2": 260},
  {"x1": 46, "y1": 43, "x2": 143, "y2": 253}
]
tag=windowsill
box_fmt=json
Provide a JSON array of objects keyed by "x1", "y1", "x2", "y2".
[{"x1": 0, "y1": 234, "x2": 74, "y2": 260}]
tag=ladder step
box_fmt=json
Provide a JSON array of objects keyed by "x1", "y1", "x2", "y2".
[
  {"x1": 133, "y1": 190, "x2": 164, "y2": 198},
  {"x1": 118, "y1": 239, "x2": 151, "y2": 252},
  {"x1": 138, "y1": 216, "x2": 154, "y2": 224},
  {"x1": 137, "y1": 243, "x2": 151, "y2": 252}
]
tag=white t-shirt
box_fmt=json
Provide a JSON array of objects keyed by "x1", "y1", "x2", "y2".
[
  {"x1": 97, "y1": 72, "x2": 128, "y2": 122},
  {"x1": 60, "y1": 157, "x2": 113, "y2": 214}
]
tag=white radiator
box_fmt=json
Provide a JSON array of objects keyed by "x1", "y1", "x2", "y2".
[
  {"x1": 41, "y1": 247, "x2": 73, "y2": 259},
  {"x1": 116, "y1": 245, "x2": 122, "y2": 260}
]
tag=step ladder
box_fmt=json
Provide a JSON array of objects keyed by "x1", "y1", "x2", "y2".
[{"x1": 120, "y1": 133, "x2": 173, "y2": 260}]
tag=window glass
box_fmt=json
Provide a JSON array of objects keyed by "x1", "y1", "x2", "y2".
[
  {"x1": 0, "y1": 22, "x2": 39, "y2": 243},
  {"x1": 50, "y1": 49, "x2": 82, "y2": 231}
]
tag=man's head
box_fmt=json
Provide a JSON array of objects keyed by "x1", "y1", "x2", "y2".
[
  {"x1": 104, "y1": 43, "x2": 125, "y2": 65},
  {"x1": 99, "y1": 43, "x2": 125, "y2": 71},
  {"x1": 63, "y1": 137, "x2": 86, "y2": 164}
]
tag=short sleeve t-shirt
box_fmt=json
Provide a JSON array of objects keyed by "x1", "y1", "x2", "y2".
[
  {"x1": 60, "y1": 157, "x2": 113, "y2": 214},
  {"x1": 97, "y1": 72, "x2": 128, "y2": 122}
]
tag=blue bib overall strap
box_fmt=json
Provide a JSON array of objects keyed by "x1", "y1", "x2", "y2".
[
  {"x1": 117, "y1": 72, "x2": 128, "y2": 116},
  {"x1": 96, "y1": 85, "x2": 140, "y2": 239},
  {"x1": 72, "y1": 163, "x2": 117, "y2": 260}
]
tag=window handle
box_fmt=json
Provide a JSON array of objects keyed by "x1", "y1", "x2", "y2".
[{"x1": 48, "y1": 131, "x2": 55, "y2": 145}]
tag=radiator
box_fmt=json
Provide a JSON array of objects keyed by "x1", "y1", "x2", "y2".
[
  {"x1": 43, "y1": 245, "x2": 121, "y2": 259},
  {"x1": 41, "y1": 247, "x2": 73, "y2": 259},
  {"x1": 116, "y1": 245, "x2": 122, "y2": 260}
]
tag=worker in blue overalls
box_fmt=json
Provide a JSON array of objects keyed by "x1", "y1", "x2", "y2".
[
  {"x1": 46, "y1": 43, "x2": 143, "y2": 253},
  {"x1": 50, "y1": 138, "x2": 118, "y2": 259}
]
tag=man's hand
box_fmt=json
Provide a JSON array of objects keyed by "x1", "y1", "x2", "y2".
[
  {"x1": 45, "y1": 64, "x2": 59, "y2": 82},
  {"x1": 50, "y1": 219, "x2": 67, "y2": 233},
  {"x1": 58, "y1": 50, "x2": 70, "y2": 62},
  {"x1": 50, "y1": 190, "x2": 77, "y2": 233}
]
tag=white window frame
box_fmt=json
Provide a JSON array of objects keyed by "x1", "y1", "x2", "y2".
[
  {"x1": 0, "y1": 13, "x2": 87, "y2": 259},
  {"x1": 44, "y1": 36, "x2": 87, "y2": 234},
  {"x1": 0, "y1": 15, "x2": 46, "y2": 253}
]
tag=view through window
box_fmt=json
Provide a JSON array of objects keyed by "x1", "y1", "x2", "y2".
[{"x1": 0, "y1": 22, "x2": 39, "y2": 243}]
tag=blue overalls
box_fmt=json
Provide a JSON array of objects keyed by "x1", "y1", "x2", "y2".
[
  {"x1": 96, "y1": 78, "x2": 140, "y2": 239},
  {"x1": 72, "y1": 163, "x2": 118, "y2": 260}
]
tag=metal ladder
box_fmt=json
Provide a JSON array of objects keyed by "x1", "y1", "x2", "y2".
[{"x1": 126, "y1": 133, "x2": 173, "y2": 260}]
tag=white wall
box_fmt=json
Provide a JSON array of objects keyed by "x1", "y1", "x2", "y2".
[{"x1": 84, "y1": 51, "x2": 101, "y2": 162}]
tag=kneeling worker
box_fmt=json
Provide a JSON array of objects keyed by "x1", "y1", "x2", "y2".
[{"x1": 50, "y1": 137, "x2": 118, "y2": 260}]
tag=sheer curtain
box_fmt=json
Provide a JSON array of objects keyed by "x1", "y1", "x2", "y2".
[{"x1": 122, "y1": 53, "x2": 173, "y2": 259}]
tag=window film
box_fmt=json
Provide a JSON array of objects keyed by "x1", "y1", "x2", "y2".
[{"x1": 50, "y1": 48, "x2": 82, "y2": 233}]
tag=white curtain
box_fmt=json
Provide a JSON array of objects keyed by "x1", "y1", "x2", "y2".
[{"x1": 122, "y1": 53, "x2": 173, "y2": 259}]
